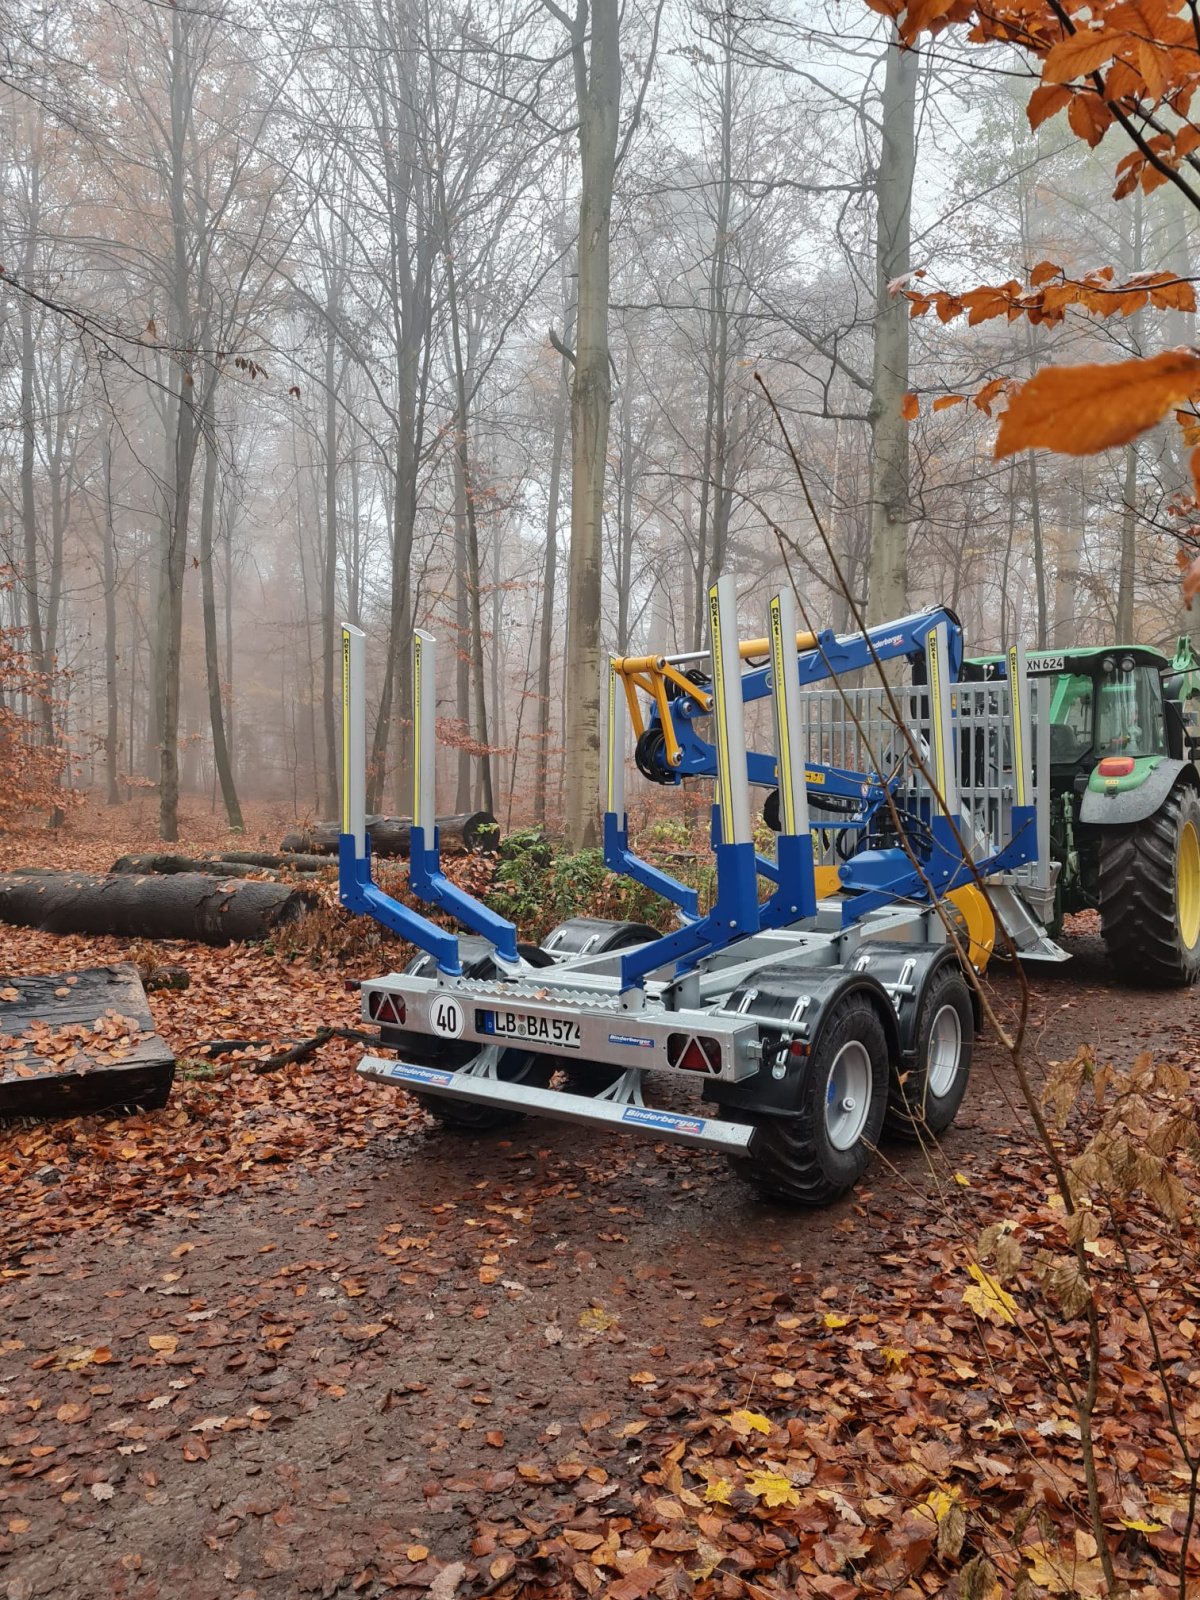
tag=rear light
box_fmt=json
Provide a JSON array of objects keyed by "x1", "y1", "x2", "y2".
[
  {"x1": 367, "y1": 991, "x2": 406, "y2": 1025},
  {"x1": 667, "y1": 1033, "x2": 721, "y2": 1073},
  {"x1": 1098, "y1": 756, "x2": 1135, "y2": 777}
]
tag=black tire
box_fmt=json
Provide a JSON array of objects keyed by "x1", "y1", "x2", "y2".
[
  {"x1": 728, "y1": 993, "x2": 889, "y2": 1207},
  {"x1": 404, "y1": 945, "x2": 555, "y2": 1131},
  {"x1": 883, "y1": 964, "x2": 973, "y2": 1141},
  {"x1": 1098, "y1": 783, "x2": 1200, "y2": 987}
]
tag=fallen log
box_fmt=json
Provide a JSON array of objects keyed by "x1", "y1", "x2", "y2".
[
  {"x1": 111, "y1": 853, "x2": 266, "y2": 879},
  {"x1": 280, "y1": 810, "x2": 499, "y2": 858},
  {"x1": 0, "y1": 963, "x2": 175, "y2": 1118},
  {"x1": 0, "y1": 872, "x2": 318, "y2": 946},
  {"x1": 211, "y1": 850, "x2": 334, "y2": 872}
]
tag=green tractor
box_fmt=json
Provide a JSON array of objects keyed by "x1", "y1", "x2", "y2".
[{"x1": 972, "y1": 639, "x2": 1200, "y2": 984}]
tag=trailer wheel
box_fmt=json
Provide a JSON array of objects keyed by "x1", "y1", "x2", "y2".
[
  {"x1": 883, "y1": 964, "x2": 973, "y2": 1141},
  {"x1": 404, "y1": 946, "x2": 555, "y2": 1132},
  {"x1": 1098, "y1": 783, "x2": 1200, "y2": 986},
  {"x1": 729, "y1": 993, "x2": 889, "y2": 1207}
]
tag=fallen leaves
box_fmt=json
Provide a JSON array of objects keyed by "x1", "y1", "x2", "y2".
[{"x1": 962, "y1": 1262, "x2": 1018, "y2": 1325}]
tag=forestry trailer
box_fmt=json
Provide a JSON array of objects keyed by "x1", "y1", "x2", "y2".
[{"x1": 339, "y1": 580, "x2": 1198, "y2": 1206}]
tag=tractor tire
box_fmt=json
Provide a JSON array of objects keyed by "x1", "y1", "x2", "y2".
[
  {"x1": 1098, "y1": 782, "x2": 1200, "y2": 986},
  {"x1": 883, "y1": 964, "x2": 974, "y2": 1141},
  {"x1": 402, "y1": 946, "x2": 555, "y2": 1131},
  {"x1": 728, "y1": 993, "x2": 889, "y2": 1207}
]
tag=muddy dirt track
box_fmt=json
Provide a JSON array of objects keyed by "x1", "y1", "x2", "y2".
[{"x1": 2, "y1": 930, "x2": 1196, "y2": 1600}]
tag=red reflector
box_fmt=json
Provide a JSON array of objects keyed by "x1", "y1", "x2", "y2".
[
  {"x1": 367, "y1": 991, "x2": 406, "y2": 1025},
  {"x1": 1098, "y1": 756, "x2": 1135, "y2": 777},
  {"x1": 672, "y1": 1036, "x2": 721, "y2": 1073}
]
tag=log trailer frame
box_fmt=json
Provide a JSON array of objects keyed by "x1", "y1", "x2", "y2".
[{"x1": 341, "y1": 578, "x2": 1045, "y2": 1205}]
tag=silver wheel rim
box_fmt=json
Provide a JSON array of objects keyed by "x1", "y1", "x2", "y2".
[
  {"x1": 824, "y1": 1041, "x2": 872, "y2": 1151},
  {"x1": 927, "y1": 1004, "x2": 962, "y2": 1099}
]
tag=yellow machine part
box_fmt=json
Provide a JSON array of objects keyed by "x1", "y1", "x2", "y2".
[
  {"x1": 943, "y1": 884, "x2": 996, "y2": 974},
  {"x1": 813, "y1": 864, "x2": 841, "y2": 899}
]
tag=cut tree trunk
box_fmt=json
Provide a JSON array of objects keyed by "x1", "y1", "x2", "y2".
[
  {"x1": 279, "y1": 811, "x2": 499, "y2": 858},
  {"x1": 110, "y1": 854, "x2": 268, "y2": 879},
  {"x1": 0, "y1": 873, "x2": 317, "y2": 945},
  {"x1": 213, "y1": 851, "x2": 334, "y2": 872}
]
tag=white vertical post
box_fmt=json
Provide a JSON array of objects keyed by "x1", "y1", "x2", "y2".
[
  {"x1": 707, "y1": 575, "x2": 753, "y2": 846},
  {"x1": 341, "y1": 624, "x2": 366, "y2": 858},
  {"x1": 1007, "y1": 643, "x2": 1033, "y2": 809},
  {"x1": 606, "y1": 659, "x2": 626, "y2": 818},
  {"x1": 768, "y1": 589, "x2": 810, "y2": 839},
  {"x1": 925, "y1": 621, "x2": 960, "y2": 819},
  {"x1": 413, "y1": 629, "x2": 436, "y2": 838}
]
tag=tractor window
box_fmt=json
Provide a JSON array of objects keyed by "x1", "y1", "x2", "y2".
[
  {"x1": 1047, "y1": 674, "x2": 1093, "y2": 765},
  {"x1": 1095, "y1": 663, "x2": 1167, "y2": 757}
]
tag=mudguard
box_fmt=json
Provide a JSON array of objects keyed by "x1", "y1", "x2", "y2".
[
  {"x1": 706, "y1": 965, "x2": 900, "y2": 1121},
  {"x1": 540, "y1": 918, "x2": 662, "y2": 959},
  {"x1": 847, "y1": 940, "x2": 980, "y2": 1053},
  {"x1": 1080, "y1": 758, "x2": 1198, "y2": 827}
]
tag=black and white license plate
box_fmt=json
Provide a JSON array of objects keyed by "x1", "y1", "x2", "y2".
[{"x1": 483, "y1": 1011, "x2": 582, "y2": 1050}]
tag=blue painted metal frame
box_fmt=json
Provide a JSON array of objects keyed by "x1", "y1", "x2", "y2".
[
  {"x1": 408, "y1": 823, "x2": 520, "y2": 965},
  {"x1": 645, "y1": 607, "x2": 962, "y2": 787},
  {"x1": 618, "y1": 830, "x2": 761, "y2": 991},
  {"x1": 338, "y1": 833, "x2": 463, "y2": 974},
  {"x1": 603, "y1": 810, "x2": 700, "y2": 921}
]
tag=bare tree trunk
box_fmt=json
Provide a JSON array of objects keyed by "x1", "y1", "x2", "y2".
[
  {"x1": 453, "y1": 453, "x2": 473, "y2": 811},
  {"x1": 1117, "y1": 445, "x2": 1138, "y2": 640},
  {"x1": 438, "y1": 189, "x2": 494, "y2": 815},
  {"x1": 535, "y1": 319, "x2": 572, "y2": 827},
  {"x1": 18, "y1": 124, "x2": 55, "y2": 749},
  {"x1": 1053, "y1": 475, "x2": 1085, "y2": 649},
  {"x1": 1116, "y1": 191, "x2": 1144, "y2": 641},
  {"x1": 563, "y1": 0, "x2": 620, "y2": 849},
  {"x1": 157, "y1": 5, "x2": 201, "y2": 841},
  {"x1": 101, "y1": 429, "x2": 121, "y2": 805},
  {"x1": 866, "y1": 28, "x2": 917, "y2": 624},
  {"x1": 1028, "y1": 453, "x2": 1049, "y2": 649},
  {"x1": 321, "y1": 316, "x2": 340, "y2": 816},
  {"x1": 199, "y1": 415, "x2": 243, "y2": 829}
]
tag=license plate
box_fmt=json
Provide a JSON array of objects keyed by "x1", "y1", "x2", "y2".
[{"x1": 484, "y1": 1011, "x2": 582, "y2": 1050}]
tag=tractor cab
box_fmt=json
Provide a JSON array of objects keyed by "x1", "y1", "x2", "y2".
[{"x1": 1039, "y1": 647, "x2": 1171, "y2": 782}]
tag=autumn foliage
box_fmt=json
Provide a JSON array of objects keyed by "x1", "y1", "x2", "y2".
[
  {"x1": 0, "y1": 600, "x2": 67, "y2": 828},
  {"x1": 871, "y1": 0, "x2": 1200, "y2": 596}
]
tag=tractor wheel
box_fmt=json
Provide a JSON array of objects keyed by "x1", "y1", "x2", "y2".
[
  {"x1": 1098, "y1": 783, "x2": 1200, "y2": 986},
  {"x1": 728, "y1": 993, "x2": 889, "y2": 1207},
  {"x1": 883, "y1": 964, "x2": 974, "y2": 1141},
  {"x1": 402, "y1": 946, "x2": 554, "y2": 1131}
]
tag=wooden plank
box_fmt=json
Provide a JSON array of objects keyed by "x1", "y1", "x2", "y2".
[{"x1": 0, "y1": 963, "x2": 176, "y2": 1120}]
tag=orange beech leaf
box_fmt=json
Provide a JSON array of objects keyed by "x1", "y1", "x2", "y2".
[
  {"x1": 908, "y1": 294, "x2": 932, "y2": 318},
  {"x1": 974, "y1": 377, "x2": 1010, "y2": 416},
  {"x1": 901, "y1": 392, "x2": 920, "y2": 421},
  {"x1": 1149, "y1": 279, "x2": 1197, "y2": 313},
  {"x1": 1105, "y1": 59, "x2": 1143, "y2": 102},
  {"x1": 1043, "y1": 30, "x2": 1123, "y2": 84},
  {"x1": 995, "y1": 351, "x2": 1200, "y2": 460},
  {"x1": 1068, "y1": 92, "x2": 1114, "y2": 148},
  {"x1": 1027, "y1": 83, "x2": 1072, "y2": 128},
  {"x1": 1029, "y1": 260, "x2": 1061, "y2": 287},
  {"x1": 1178, "y1": 544, "x2": 1200, "y2": 607},
  {"x1": 1137, "y1": 40, "x2": 1166, "y2": 101},
  {"x1": 1176, "y1": 124, "x2": 1200, "y2": 157},
  {"x1": 933, "y1": 394, "x2": 966, "y2": 411}
]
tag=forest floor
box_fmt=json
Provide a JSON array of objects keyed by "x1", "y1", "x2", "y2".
[{"x1": 0, "y1": 804, "x2": 1197, "y2": 1600}]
